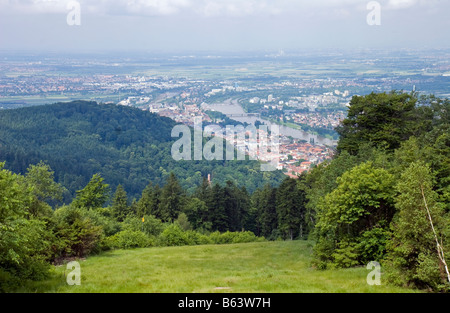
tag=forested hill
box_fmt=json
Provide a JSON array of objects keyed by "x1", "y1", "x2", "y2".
[{"x1": 0, "y1": 100, "x2": 284, "y2": 201}]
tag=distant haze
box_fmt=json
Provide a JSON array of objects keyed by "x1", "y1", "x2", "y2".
[{"x1": 0, "y1": 0, "x2": 449, "y2": 53}]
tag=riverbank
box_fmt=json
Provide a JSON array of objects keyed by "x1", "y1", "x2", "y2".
[{"x1": 204, "y1": 98, "x2": 338, "y2": 147}]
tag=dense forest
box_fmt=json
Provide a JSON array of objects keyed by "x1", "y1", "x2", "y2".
[
  {"x1": 1, "y1": 91, "x2": 449, "y2": 292},
  {"x1": 0, "y1": 101, "x2": 285, "y2": 201}
]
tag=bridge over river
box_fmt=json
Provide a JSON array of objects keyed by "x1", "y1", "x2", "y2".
[{"x1": 227, "y1": 113, "x2": 261, "y2": 118}]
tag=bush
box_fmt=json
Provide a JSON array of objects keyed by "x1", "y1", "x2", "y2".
[
  {"x1": 184, "y1": 230, "x2": 213, "y2": 245},
  {"x1": 157, "y1": 224, "x2": 189, "y2": 246},
  {"x1": 175, "y1": 213, "x2": 192, "y2": 231},
  {"x1": 207, "y1": 231, "x2": 221, "y2": 244},
  {"x1": 53, "y1": 206, "x2": 104, "y2": 258},
  {"x1": 103, "y1": 223, "x2": 263, "y2": 250},
  {"x1": 122, "y1": 215, "x2": 166, "y2": 237},
  {"x1": 0, "y1": 218, "x2": 52, "y2": 291},
  {"x1": 0, "y1": 268, "x2": 20, "y2": 293},
  {"x1": 0, "y1": 164, "x2": 53, "y2": 290},
  {"x1": 158, "y1": 227, "x2": 263, "y2": 247},
  {"x1": 331, "y1": 240, "x2": 359, "y2": 269},
  {"x1": 105, "y1": 230, "x2": 154, "y2": 249},
  {"x1": 312, "y1": 236, "x2": 336, "y2": 270},
  {"x1": 83, "y1": 207, "x2": 121, "y2": 237},
  {"x1": 356, "y1": 227, "x2": 389, "y2": 264},
  {"x1": 208, "y1": 231, "x2": 263, "y2": 245},
  {"x1": 415, "y1": 252, "x2": 448, "y2": 291},
  {"x1": 211, "y1": 231, "x2": 235, "y2": 244},
  {"x1": 231, "y1": 231, "x2": 263, "y2": 243}
]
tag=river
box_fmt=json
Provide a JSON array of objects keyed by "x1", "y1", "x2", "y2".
[{"x1": 203, "y1": 99, "x2": 338, "y2": 147}]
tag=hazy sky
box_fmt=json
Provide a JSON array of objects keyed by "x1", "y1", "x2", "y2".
[{"x1": 0, "y1": 0, "x2": 449, "y2": 53}]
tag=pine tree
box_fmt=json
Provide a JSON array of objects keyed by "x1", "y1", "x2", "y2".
[
  {"x1": 192, "y1": 177, "x2": 215, "y2": 230},
  {"x1": 112, "y1": 184, "x2": 129, "y2": 222},
  {"x1": 137, "y1": 182, "x2": 157, "y2": 218},
  {"x1": 223, "y1": 181, "x2": 241, "y2": 231},
  {"x1": 238, "y1": 186, "x2": 251, "y2": 231},
  {"x1": 159, "y1": 173, "x2": 184, "y2": 222},
  {"x1": 276, "y1": 177, "x2": 305, "y2": 240},
  {"x1": 151, "y1": 184, "x2": 162, "y2": 219},
  {"x1": 183, "y1": 197, "x2": 210, "y2": 231},
  {"x1": 259, "y1": 185, "x2": 278, "y2": 238},
  {"x1": 208, "y1": 183, "x2": 227, "y2": 232},
  {"x1": 194, "y1": 176, "x2": 212, "y2": 201}
]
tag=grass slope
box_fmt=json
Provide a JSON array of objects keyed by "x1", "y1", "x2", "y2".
[{"x1": 24, "y1": 241, "x2": 417, "y2": 293}]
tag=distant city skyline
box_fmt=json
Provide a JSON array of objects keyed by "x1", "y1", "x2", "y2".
[{"x1": 0, "y1": 0, "x2": 449, "y2": 53}]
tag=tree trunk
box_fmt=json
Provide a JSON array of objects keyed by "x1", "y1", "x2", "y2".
[{"x1": 420, "y1": 185, "x2": 450, "y2": 284}]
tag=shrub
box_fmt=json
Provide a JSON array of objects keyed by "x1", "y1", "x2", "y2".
[
  {"x1": 175, "y1": 213, "x2": 192, "y2": 231},
  {"x1": 208, "y1": 231, "x2": 263, "y2": 245},
  {"x1": 232, "y1": 231, "x2": 262, "y2": 243},
  {"x1": 105, "y1": 230, "x2": 153, "y2": 249},
  {"x1": 312, "y1": 236, "x2": 336, "y2": 270},
  {"x1": 0, "y1": 268, "x2": 20, "y2": 293},
  {"x1": 53, "y1": 206, "x2": 103, "y2": 258},
  {"x1": 415, "y1": 252, "x2": 448, "y2": 291},
  {"x1": 122, "y1": 215, "x2": 166, "y2": 237},
  {"x1": 331, "y1": 240, "x2": 359, "y2": 269},
  {"x1": 157, "y1": 224, "x2": 189, "y2": 246},
  {"x1": 83, "y1": 207, "x2": 121, "y2": 237},
  {"x1": 356, "y1": 227, "x2": 389, "y2": 264},
  {"x1": 207, "y1": 231, "x2": 222, "y2": 244},
  {"x1": 0, "y1": 217, "x2": 52, "y2": 291},
  {"x1": 184, "y1": 230, "x2": 213, "y2": 245},
  {"x1": 0, "y1": 163, "x2": 53, "y2": 290},
  {"x1": 196, "y1": 233, "x2": 214, "y2": 245},
  {"x1": 214, "y1": 231, "x2": 236, "y2": 244}
]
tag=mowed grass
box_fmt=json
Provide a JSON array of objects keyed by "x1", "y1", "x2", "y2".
[{"x1": 25, "y1": 241, "x2": 418, "y2": 293}]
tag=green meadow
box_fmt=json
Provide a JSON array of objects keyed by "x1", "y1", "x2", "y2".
[{"x1": 23, "y1": 241, "x2": 417, "y2": 293}]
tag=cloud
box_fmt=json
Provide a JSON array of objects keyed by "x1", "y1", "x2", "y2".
[
  {"x1": 0, "y1": 0, "x2": 190, "y2": 15},
  {"x1": 0, "y1": 0, "x2": 67, "y2": 14},
  {"x1": 0, "y1": 0, "x2": 357, "y2": 17},
  {"x1": 0, "y1": 0, "x2": 445, "y2": 18},
  {"x1": 386, "y1": 0, "x2": 418, "y2": 9},
  {"x1": 121, "y1": 0, "x2": 191, "y2": 16}
]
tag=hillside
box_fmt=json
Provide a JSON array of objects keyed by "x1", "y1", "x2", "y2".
[{"x1": 0, "y1": 100, "x2": 285, "y2": 201}]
